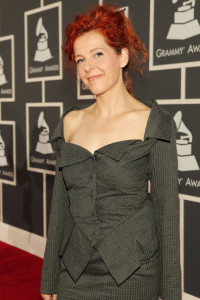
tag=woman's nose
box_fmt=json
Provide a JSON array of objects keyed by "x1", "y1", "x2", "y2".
[{"x1": 83, "y1": 57, "x2": 95, "y2": 72}]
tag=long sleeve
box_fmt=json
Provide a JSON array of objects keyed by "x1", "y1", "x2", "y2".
[
  {"x1": 149, "y1": 118, "x2": 182, "y2": 300},
  {"x1": 40, "y1": 145, "x2": 70, "y2": 294}
]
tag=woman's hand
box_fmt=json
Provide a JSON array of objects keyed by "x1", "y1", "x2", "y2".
[{"x1": 41, "y1": 294, "x2": 57, "y2": 300}]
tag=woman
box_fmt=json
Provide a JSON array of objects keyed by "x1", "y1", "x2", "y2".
[{"x1": 40, "y1": 4, "x2": 182, "y2": 300}]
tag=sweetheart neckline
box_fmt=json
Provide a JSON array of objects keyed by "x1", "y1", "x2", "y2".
[
  {"x1": 62, "y1": 101, "x2": 153, "y2": 156},
  {"x1": 63, "y1": 138, "x2": 144, "y2": 156}
]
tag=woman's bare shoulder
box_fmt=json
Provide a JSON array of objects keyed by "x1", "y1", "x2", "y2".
[
  {"x1": 63, "y1": 103, "x2": 95, "y2": 124},
  {"x1": 63, "y1": 103, "x2": 95, "y2": 141},
  {"x1": 133, "y1": 98, "x2": 151, "y2": 111},
  {"x1": 130, "y1": 98, "x2": 151, "y2": 120},
  {"x1": 63, "y1": 108, "x2": 81, "y2": 126}
]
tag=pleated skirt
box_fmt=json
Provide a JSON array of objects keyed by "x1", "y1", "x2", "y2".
[{"x1": 57, "y1": 247, "x2": 160, "y2": 300}]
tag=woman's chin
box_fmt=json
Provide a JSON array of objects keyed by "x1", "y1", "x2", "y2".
[
  {"x1": 89, "y1": 88, "x2": 105, "y2": 97},
  {"x1": 88, "y1": 85, "x2": 111, "y2": 97}
]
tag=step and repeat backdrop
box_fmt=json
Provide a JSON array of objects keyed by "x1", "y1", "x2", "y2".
[{"x1": 0, "y1": 0, "x2": 199, "y2": 299}]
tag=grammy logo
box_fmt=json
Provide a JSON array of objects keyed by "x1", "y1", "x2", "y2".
[
  {"x1": 34, "y1": 17, "x2": 53, "y2": 62},
  {"x1": 0, "y1": 130, "x2": 8, "y2": 166},
  {"x1": 166, "y1": 0, "x2": 200, "y2": 40},
  {"x1": 0, "y1": 56, "x2": 7, "y2": 86},
  {"x1": 35, "y1": 111, "x2": 53, "y2": 154},
  {"x1": 174, "y1": 111, "x2": 199, "y2": 171}
]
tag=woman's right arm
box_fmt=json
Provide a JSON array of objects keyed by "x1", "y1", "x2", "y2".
[{"x1": 40, "y1": 143, "x2": 70, "y2": 296}]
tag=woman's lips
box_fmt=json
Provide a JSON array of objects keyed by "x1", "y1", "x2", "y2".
[{"x1": 88, "y1": 75, "x2": 102, "y2": 81}]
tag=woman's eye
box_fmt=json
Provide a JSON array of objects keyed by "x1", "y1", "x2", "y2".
[
  {"x1": 95, "y1": 52, "x2": 103, "y2": 58},
  {"x1": 76, "y1": 58, "x2": 84, "y2": 64}
]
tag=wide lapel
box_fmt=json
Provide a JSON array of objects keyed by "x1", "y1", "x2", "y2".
[
  {"x1": 58, "y1": 142, "x2": 92, "y2": 168},
  {"x1": 142, "y1": 99, "x2": 171, "y2": 142},
  {"x1": 96, "y1": 140, "x2": 142, "y2": 161}
]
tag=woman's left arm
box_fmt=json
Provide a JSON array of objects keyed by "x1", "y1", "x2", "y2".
[{"x1": 149, "y1": 117, "x2": 182, "y2": 300}]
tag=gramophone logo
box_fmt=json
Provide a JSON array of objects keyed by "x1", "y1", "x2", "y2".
[
  {"x1": 167, "y1": 0, "x2": 200, "y2": 40},
  {"x1": 0, "y1": 56, "x2": 7, "y2": 86},
  {"x1": 174, "y1": 111, "x2": 199, "y2": 171},
  {"x1": 34, "y1": 17, "x2": 53, "y2": 62},
  {"x1": 35, "y1": 111, "x2": 53, "y2": 154},
  {"x1": 0, "y1": 130, "x2": 8, "y2": 167}
]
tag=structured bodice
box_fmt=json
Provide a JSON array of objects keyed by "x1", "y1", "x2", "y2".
[{"x1": 58, "y1": 137, "x2": 157, "y2": 246}]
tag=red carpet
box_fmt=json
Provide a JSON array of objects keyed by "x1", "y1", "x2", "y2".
[{"x1": 0, "y1": 241, "x2": 43, "y2": 300}]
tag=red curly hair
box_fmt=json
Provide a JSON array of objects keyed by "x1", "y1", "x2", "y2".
[{"x1": 62, "y1": 4, "x2": 148, "y2": 95}]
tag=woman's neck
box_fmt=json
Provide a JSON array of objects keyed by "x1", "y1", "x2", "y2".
[{"x1": 94, "y1": 84, "x2": 136, "y2": 119}]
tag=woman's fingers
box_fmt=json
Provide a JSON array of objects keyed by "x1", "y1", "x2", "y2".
[
  {"x1": 40, "y1": 294, "x2": 50, "y2": 300},
  {"x1": 41, "y1": 294, "x2": 57, "y2": 300},
  {"x1": 40, "y1": 294, "x2": 51, "y2": 300}
]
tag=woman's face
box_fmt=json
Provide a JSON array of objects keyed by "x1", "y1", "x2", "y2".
[{"x1": 73, "y1": 30, "x2": 128, "y2": 96}]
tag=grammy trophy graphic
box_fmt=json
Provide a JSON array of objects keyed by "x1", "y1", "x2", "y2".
[
  {"x1": 167, "y1": 0, "x2": 200, "y2": 40},
  {"x1": 0, "y1": 130, "x2": 8, "y2": 167},
  {"x1": 34, "y1": 17, "x2": 53, "y2": 62},
  {"x1": 174, "y1": 111, "x2": 199, "y2": 171},
  {"x1": 0, "y1": 56, "x2": 7, "y2": 86},
  {"x1": 35, "y1": 111, "x2": 53, "y2": 154}
]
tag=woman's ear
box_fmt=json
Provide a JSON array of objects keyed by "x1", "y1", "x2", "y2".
[{"x1": 120, "y1": 48, "x2": 129, "y2": 68}]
